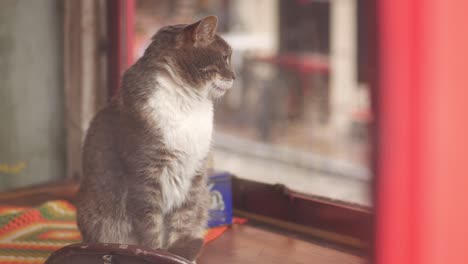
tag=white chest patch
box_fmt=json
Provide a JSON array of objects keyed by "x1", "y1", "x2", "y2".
[{"x1": 148, "y1": 76, "x2": 213, "y2": 213}]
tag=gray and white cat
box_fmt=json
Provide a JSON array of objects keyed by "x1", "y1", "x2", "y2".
[{"x1": 76, "y1": 16, "x2": 235, "y2": 262}]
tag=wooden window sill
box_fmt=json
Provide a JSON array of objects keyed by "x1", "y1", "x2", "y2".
[{"x1": 199, "y1": 224, "x2": 365, "y2": 264}]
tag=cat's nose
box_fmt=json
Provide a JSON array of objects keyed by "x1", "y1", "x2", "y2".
[{"x1": 230, "y1": 71, "x2": 236, "y2": 80}]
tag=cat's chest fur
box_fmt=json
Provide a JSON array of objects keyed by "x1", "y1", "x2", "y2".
[{"x1": 148, "y1": 76, "x2": 213, "y2": 213}]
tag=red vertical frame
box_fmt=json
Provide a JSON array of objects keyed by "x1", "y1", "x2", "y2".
[
  {"x1": 107, "y1": 0, "x2": 135, "y2": 98},
  {"x1": 376, "y1": 0, "x2": 468, "y2": 263}
]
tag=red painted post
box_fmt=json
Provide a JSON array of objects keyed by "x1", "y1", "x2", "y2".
[
  {"x1": 124, "y1": 0, "x2": 135, "y2": 67},
  {"x1": 376, "y1": 0, "x2": 468, "y2": 263},
  {"x1": 107, "y1": 0, "x2": 122, "y2": 99},
  {"x1": 107, "y1": 0, "x2": 135, "y2": 98}
]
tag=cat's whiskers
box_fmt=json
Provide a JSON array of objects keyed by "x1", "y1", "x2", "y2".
[
  {"x1": 159, "y1": 59, "x2": 204, "y2": 103},
  {"x1": 175, "y1": 83, "x2": 203, "y2": 102},
  {"x1": 156, "y1": 76, "x2": 204, "y2": 113}
]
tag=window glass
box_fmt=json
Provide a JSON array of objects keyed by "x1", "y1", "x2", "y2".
[{"x1": 135, "y1": 0, "x2": 371, "y2": 205}]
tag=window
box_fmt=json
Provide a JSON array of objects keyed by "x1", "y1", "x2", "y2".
[{"x1": 134, "y1": 0, "x2": 372, "y2": 206}]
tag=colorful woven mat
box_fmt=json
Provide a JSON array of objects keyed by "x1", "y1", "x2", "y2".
[
  {"x1": 0, "y1": 200, "x2": 245, "y2": 264},
  {"x1": 0, "y1": 201, "x2": 79, "y2": 263}
]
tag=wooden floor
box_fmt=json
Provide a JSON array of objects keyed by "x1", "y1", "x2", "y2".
[{"x1": 199, "y1": 225, "x2": 365, "y2": 264}]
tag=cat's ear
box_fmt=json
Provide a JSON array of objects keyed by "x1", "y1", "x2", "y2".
[{"x1": 186, "y1": 16, "x2": 218, "y2": 47}]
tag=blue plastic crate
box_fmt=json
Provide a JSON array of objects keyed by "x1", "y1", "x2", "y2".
[{"x1": 207, "y1": 171, "x2": 233, "y2": 228}]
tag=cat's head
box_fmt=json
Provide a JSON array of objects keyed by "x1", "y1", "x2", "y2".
[{"x1": 144, "y1": 16, "x2": 235, "y2": 99}]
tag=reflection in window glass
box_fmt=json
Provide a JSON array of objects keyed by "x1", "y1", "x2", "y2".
[{"x1": 135, "y1": 0, "x2": 371, "y2": 205}]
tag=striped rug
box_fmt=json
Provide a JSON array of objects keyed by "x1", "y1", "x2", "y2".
[
  {"x1": 0, "y1": 201, "x2": 244, "y2": 264},
  {"x1": 0, "y1": 201, "x2": 80, "y2": 264}
]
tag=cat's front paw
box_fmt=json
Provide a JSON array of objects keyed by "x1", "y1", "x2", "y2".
[{"x1": 167, "y1": 236, "x2": 204, "y2": 262}]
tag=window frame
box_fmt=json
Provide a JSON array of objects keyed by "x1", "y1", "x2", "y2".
[{"x1": 0, "y1": 0, "x2": 375, "y2": 257}]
